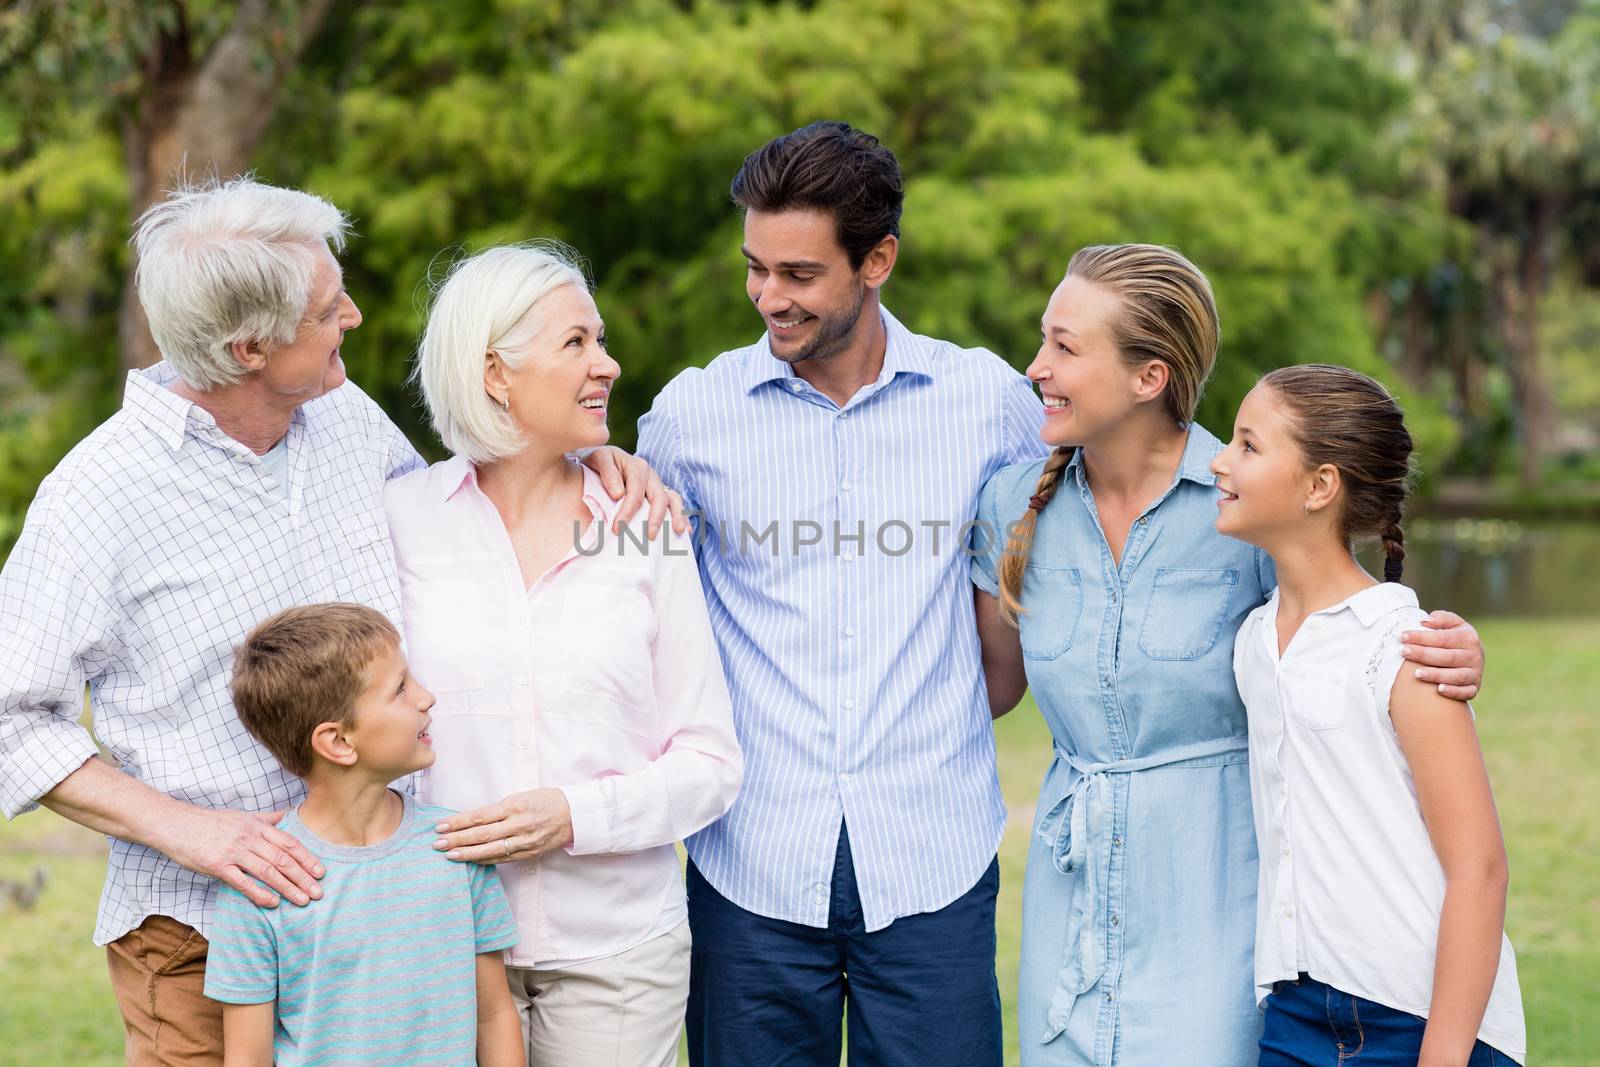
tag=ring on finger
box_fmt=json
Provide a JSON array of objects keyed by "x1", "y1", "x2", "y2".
[{"x1": 502, "y1": 838, "x2": 513, "y2": 858}]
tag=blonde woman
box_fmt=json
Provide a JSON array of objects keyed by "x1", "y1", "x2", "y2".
[
  {"x1": 384, "y1": 244, "x2": 743, "y2": 1067},
  {"x1": 971, "y1": 245, "x2": 1486, "y2": 1065}
]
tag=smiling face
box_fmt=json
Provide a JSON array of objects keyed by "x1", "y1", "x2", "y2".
[
  {"x1": 255, "y1": 244, "x2": 362, "y2": 403},
  {"x1": 1027, "y1": 274, "x2": 1165, "y2": 449},
  {"x1": 342, "y1": 640, "x2": 437, "y2": 779},
  {"x1": 487, "y1": 283, "x2": 619, "y2": 457},
  {"x1": 1210, "y1": 383, "x2": 1325, "y2": 549},
  {"x1": 742, "y1": 208, "x2": 872, "y2": 366}
]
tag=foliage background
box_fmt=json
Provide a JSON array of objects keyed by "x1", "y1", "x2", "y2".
[{"x1": 3, "y1": 0, "x2": 1598, "y2": 555}]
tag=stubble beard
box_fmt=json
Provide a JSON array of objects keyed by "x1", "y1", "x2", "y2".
[{"x1": 776, "y1": 281, "x2": 868, "y2": 367}]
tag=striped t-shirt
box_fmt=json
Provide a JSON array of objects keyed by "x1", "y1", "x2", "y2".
[{"x1": 204, "y1": 791, "x2": 518, "y2": 1066}]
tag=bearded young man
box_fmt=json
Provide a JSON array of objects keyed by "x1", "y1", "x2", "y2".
[{"x1": 636, "y1": 121, "x2": 1040, "y2": 1067}]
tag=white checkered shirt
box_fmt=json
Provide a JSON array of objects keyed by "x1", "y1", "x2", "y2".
[{"x1": 0, "y1": 362, "x2": 423, "y2": 945}]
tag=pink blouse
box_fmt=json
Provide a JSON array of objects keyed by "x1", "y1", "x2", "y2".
[{"x1": 383, "y1": 457, "x2": 742, "y2": 967}]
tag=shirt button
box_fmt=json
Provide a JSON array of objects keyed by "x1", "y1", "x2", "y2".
[
  {"x1": 841, "y1": 480, "x2": 853, "y2": 492},
  {"x1": 517, "y1": 676, "x2": 529, "y2": 686},
  {"x1": 815, "y1": 885, "x2": 827, "y2": 903},
  {"x1": 843, "y1": 699, "x2": 856, "y2": 710},
  {"x1": 519, "y1": 739, "x2": 531, "y2": 751},
  {"x1": 1284, "y1": 906, "x2": 1295, "y2": 918},
  {"x1": 1137, "y1": 516, "x2": 1148, "y2": 525},
  {"x1": 1281, "y1": 844, "x2": 1291, "y2": 856},
  {"x1": 1111, "y1": 914, "x2": 1120, "y2": 926},
  {"x1": 840, "y1": 772, "x2": 851, "y2": 783},
  {"x1": 843, "y1": 626, "x2": 856, "y2": 638},
  {"x1": 842, "y1": 552, "x2": 855, "y2": 563}
]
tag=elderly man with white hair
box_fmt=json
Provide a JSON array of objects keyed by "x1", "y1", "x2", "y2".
[{"x1": 0, "y1": 178, "x2": 678, "y2": 1065}]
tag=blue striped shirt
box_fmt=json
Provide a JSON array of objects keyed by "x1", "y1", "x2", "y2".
[
  {"x1": 204, "y1": 791, "x2": 518, "y2": 1066},
  {"x1": 636, "y1": 307, "x2": 1046, "y2": 931}
]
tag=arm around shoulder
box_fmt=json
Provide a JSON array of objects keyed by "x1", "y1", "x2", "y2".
[{"x1": 975, "y1": 587, "x2": 1027, "y2": 718}]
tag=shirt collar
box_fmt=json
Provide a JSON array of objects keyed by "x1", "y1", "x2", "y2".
[
  {"x1": 1328, "y1": 581, "x2": 1420, "y2": 627},
  {"x1": 1064, "y1": 421, "x2": 1222, "y2": 487},
  {"x1": 121, "y1": 362, "x2": 197, "y2": 451},
  {"x1": 438, "y1": 454, "x2": 616, "y2": 527},
  {"x1": 122, "y1": 361, "x2": 308, "y2": 458},
  {"x1": 743, "y1": 306, "x2": 934, "y2": 393},
  {"x1": 1263, "y1": 579, "x2": 1420, "y2": 630}
]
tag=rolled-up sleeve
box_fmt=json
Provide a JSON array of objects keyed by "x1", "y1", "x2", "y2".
[
  {"x1": 562, "y1": 536, "x2": 742, "y2": 856},
  {"x1": 0, "y1": 514, "x2": 108, "y2": 819}
]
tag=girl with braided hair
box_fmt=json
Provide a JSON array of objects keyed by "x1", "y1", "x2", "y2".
[
  {"x1": 969, "y1": 245, "x2": 1488, "y2": 1065},
  {"x1": 1214, "y1": 366, "x2": 1524, "y2": 1065}
]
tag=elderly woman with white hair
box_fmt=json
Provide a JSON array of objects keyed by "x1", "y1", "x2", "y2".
[{"x1": 383, "y1": 243, "x2": 743, "y2": 1067}]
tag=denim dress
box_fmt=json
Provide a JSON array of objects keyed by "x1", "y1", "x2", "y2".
[{"x1": 973, "y1": 425, "x2": 1273, "y2": 1066}]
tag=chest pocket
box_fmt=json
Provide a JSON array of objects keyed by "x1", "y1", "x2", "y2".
[
  {"x1": 558, "y1": 582, "x2": 657, "y2": 723},
  {"x1": 1282, "y1": 664, "x2": 1351, "y2": 731},
  {"x1": 1137, "y1": 567, "x2": 1240, "y2": 661},
  {"x1": 333, "y1": 512, "x2": 401, "y2": 613},
  {"x1": 401, "y1": 579, "x2": 487, "y2": 695},
  {"x1": 1019, "y1": 566, "x2": 1083, "y2": 661}
]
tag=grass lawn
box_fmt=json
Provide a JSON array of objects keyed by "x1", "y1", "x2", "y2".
[{"x1": 2, "y1": 618, "x2": 1594, "y2": 1065}]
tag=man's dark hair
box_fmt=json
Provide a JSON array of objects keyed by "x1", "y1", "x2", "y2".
[{"x1": 730, "y1": 121, "x2": 903, "y2": 270}]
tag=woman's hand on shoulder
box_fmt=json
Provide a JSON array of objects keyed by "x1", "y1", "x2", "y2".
[
  {"x1": 1400, "y1": 609, "x2": 1485, "y2": 701},
  {"x1": 433, "y1": 788, "x2": 574, "y2": 865}
]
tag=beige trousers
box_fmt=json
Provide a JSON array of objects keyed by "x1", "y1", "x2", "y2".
[{"x1": 505, "y1": 920, "x2": 691, "y2": 1067}]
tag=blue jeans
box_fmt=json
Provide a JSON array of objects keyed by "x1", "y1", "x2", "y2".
[
  {"x1": 1260, "y1": 974, "x2": 1515, "y2": 1066},
  {"x1": 685, "y1": 823, "x2": 1003, "y2": 1067}
]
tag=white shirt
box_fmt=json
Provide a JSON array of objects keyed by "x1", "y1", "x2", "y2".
[
  {"x1": 1234, "y1": 582, "x2": 1525, "y2": 1063},
  {"x1": 0, "y1": 363, "x2": 422, "y2": 944},
  {"x1": 383, "y1": 458, "x2": 742, "y2": 968}
]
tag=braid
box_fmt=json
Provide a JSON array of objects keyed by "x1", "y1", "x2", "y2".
[
  {"x1": 997, "y1": 448, "x2": 1073, "y2": 624},
  {"x1": 1381, "y1": 517, "x2": 1405, "y2": 583}
]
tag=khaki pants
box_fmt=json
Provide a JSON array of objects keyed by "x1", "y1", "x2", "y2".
[
  {"x1": 507, "y1": 920, "x2": 691, "y2": 1067},
  {"x1": 106, "y1": 915, "x2": 224, "y2": 1066}
]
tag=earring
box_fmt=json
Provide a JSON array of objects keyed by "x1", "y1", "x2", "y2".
[
  {"x1": 499, "y1": 394, "x2": 510, "y2": 411},
  {"x1": 1304, "y1": 502, "x2": 1312, "y2": 516}
]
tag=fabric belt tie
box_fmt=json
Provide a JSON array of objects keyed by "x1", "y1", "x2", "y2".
[{"x1": 1034, "y1": 736, "x2": 1250, "y2": 1043}]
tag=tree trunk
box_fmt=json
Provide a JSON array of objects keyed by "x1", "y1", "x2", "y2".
[
  {"x1": 1400, "y1": 277, "x2": 1432, "y2": 385},
  {"x1": 1506, "y1": 194, "x2": 1558, "y2": 490},
  {"x1": 117, "y1": 0, "x2": 338, "y2": 375}
]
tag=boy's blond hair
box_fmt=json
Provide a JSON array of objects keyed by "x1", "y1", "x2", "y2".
[{"x1": 231, "y1": 603, "x2": 399, "y2": 777}]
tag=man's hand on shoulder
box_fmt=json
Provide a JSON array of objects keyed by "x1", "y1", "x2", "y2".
[
  {"x1": 578, "y1": 446, "x2": 688, "y2": 539},
  {"x1": 160, "y1": 804, "x2": 325, "y2": 908}
]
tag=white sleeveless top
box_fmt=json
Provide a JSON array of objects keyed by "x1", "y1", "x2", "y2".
[{"x1": 1233, "y1": 582, "x2": 1525, "y2": 1063}]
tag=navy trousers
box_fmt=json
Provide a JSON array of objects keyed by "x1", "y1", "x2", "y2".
[{"x1": 685, "y1": 823, "x2": 1003, "y2": 1067}]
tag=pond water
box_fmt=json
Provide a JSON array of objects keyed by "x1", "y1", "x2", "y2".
[{"x1": 1358, "y1": 519, "x2": 1600, "y2": 618}]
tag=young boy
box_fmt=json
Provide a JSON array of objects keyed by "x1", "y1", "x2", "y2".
[{"x1": 204, "y1": 603, "x2": 524, "y2": 1067}]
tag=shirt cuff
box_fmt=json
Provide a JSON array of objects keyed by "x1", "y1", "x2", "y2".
[
  {"x1": 1, "y1": 726, "x2": 99, "y2": 819},
  {"x1": 970, "y1": 557, "x2": 1000, "y2": 597},
  {"x1": 559, "y1": 782, "x2": 610, "y2": 856}
]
